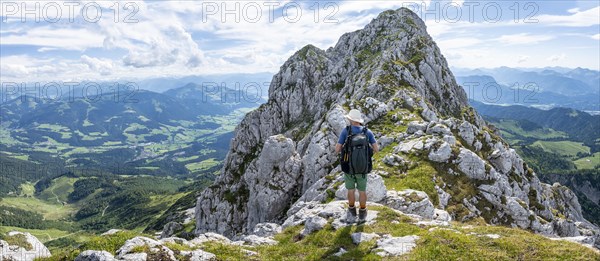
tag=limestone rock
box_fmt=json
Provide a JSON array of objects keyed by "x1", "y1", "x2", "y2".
[
  {"x1": 428, "y1": 142, "x2": 452, "y2": 162},
  {"x1": 407, "y1": 121, "x2": 427, "y2": 134},
  {"x1": 240, "y1": 235, "x2": 277, "y2": 246},
  {"x1": 180, "y1": 249, "x2": 217, "y2": 261},
  {"x1": 0, "y1": 232, "x2": 51, "y2": 261},
  {"x1": 385, "y1": 190, "x2": 435, "y2": 219},
  {"x1": 75, "y1": 250, "x2": 116, "y2": 261},
  {"x1": 302, "y1": 216, "x2": 328, "y2": 235},
  {"x1": 457, "y1": 148, "x2": 488, "y2": 180},
  {"x1": 251, "y1": 223, "x2": 282, "y2": 238},
  {"x1": 160, "y1": 222, "x2": 183, "y2": 239},
  {"x1": 190, "y1": 233, "x2": 231, "y2": 245},
  {"x1": 351, "y1": 232, "x2": 381, "y2": 244},
  {"x1": 458, "y1": 121, "x2": 476, "y2": 146},
  {"x1": 375, "y1": 235, "x2": 419, "y2": 257}
]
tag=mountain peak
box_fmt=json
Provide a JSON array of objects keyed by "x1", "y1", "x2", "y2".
[{"x1": 193, "y1": 8, "x2": 599, "y2": 247}]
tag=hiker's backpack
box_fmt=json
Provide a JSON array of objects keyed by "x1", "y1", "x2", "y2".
[{"x1": 341, "y1": 126, "x2": 373, "y2": 175}]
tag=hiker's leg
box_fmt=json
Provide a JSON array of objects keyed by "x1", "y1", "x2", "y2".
[
  {"x1": 344, "y1": 174, "x2": 357, "y2": 207},
  {"x1": 359, "y1": 191, "x2": 367, "y2": 209},
  {"x1": 356, "y1": 175, "x2": 368, "y2": 208},
  {"x1": 347, "y1": 189, "x2": 356, "y2": 206}
]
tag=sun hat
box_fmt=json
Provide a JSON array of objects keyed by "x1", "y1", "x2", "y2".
[{"x1": 345, "y1": 109, "x2": 364, "y2": 124}]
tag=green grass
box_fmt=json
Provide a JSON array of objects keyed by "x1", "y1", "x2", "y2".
[
  {"x1": 19, "y1": 182, "x2": 36, "y2": 197},
  {"x1": 38, "y1": 177, "x2": 78, "y2": 203},
  {"x1": 185, "y1": 158, "x2": 220, "y2": 172},
  {"x1": 198, "y1": 205, "x2": 599, "y2": 260},
  {"x1": 37, "y1": 123, "x2": 69, "y2": 132},
  {"x1": 0, "y1": 196, "x2": 77, "y2": 220},
  {"x1": 23, "y1": 203, "x2": 600, "y2": 261},
  {"x1": 0, "y1": 226, "x2": 72, "y2": 243},
  {"x1": 36, "y1": 230, "x2": 141, "y2": 261},
  {"x1": 531, "y1": 141, "x2": 590, "y2": 157},
  {"x1": 175, "y1": 155, "x2": 200, "y2": 162},
  {"x1": 574, "y1": 152, "x2": 600, "y2": 170},
  {"x1": 493, "y1": 120, "x2": 568, "y2": 140},
  {"x1": 371, "y1": 143, "x2": 439, "y2": 206},
  {"x1": 409, "y1": 225, "x2": 600, "y2": 260}
]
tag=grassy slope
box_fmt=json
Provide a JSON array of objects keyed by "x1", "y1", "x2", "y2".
[
  {"x1": 0, "y1": 197, "x2": 77, "y2": 220},
  {"x1": 38, "y1": 177, "x2": 78, "y2": 203},
  {"x1": 531, "y1": 140, "x2": 590, "y2": 157},
  {"x1": 574, "y1": 152, "x2": 600, "y2": 169},
  {"x1": 0, "y1": 226, "x2": 72, "y2": 243},
  {"x1": 39, "y1": 206, "x2": 600, "y2": 261}
]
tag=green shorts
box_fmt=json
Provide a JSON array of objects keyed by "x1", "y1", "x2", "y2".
[{"x1": 344, "y1": 173, "x2": 368, "y2": 191}]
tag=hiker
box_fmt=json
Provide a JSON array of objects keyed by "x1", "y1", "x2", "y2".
[{"x1": 335, "y1": 109, "x2": 379, "y2": 223}]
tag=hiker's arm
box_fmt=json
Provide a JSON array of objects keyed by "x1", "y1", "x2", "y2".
[
  {"x1": 335, "y1": 143, "x2": 343, "y2": 153},
  {"x1": 371, "y1": 143, "x2": 379, "y2": 153}
]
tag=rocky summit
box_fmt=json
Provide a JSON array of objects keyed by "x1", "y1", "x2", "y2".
[{"x1": 193, "y1": 6, "x2": 600, "y2": 251}]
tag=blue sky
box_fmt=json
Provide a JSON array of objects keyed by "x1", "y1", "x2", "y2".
[{"x1": 0, "y1": 0, "x2": 598, "y2": 82}]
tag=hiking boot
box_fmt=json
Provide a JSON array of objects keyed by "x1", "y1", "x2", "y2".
[
  {"x1": 346, "y1": 207, "x2": 357, "y2": 223},
  {"x1": 358, "y1": 208, "x2": 367, "y2": 223}
]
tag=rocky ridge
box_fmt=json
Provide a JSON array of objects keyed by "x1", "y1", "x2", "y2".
[{"x1": 192, "y1": 6, "x2": 600, "y2": 249}]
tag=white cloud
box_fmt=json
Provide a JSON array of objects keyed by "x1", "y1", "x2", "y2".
[
  {"x1": 81, "y1": 55, "x2": 113, "y2": 75},
  {"x1": 536, "y1": 6, "x2": 600, "y2": 27},
  {"x1": 436, "y1": 37, "x2": 483, "y2": 49},
  {"x1": 0, "y1": 27, "x2": 104, "y2": 51},
  {"x1": 495, "y1": 33, "x2": 554, "y2": 45},
  {"x1": 547, "y1": 53, "x2": 567, "y2": 62},
  {"x1": 517, "y1": 55, "x2": 529, "y2": 63},
  {"x1": 1, "y1": 1, "x2": 599, "y2": 81}
]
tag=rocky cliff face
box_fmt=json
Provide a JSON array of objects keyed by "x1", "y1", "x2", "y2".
[{"x1": 194, "y1": 8, "x2": 599, "y2": 244}]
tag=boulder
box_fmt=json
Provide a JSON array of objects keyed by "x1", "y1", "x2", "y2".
[
  {"x1": 457, "y1": 148, "x2": 488, "y2": 180},
  {"x1": 407, "y1": 121, "x2": 427, "y2": 134},
  {"x1": 240, "y1": 235, "x2": 277, "y2": 246},
  {"x1": 375, "y1": 235, "x2": 419, "y2": 257},
  {"x1": 75, "y1": 250, "x2": 116, "y2": 261},
  {"x1": 351, "y1": 232, "x2": 381, "y2": 244},
  {"x1": 458, "y1": 121, "x2": 476, "y2": 146},
  {"x1": 385, "y1": 190, "x2": 435, "y2": 219},
  {"x1": 251, "y1": 223, "x2": 282, "y2": 238},
  {"x1": 0, "y1": 232, "x2": 51, "y2": 261},
  {"x1": 180, "y1": 249, "x2": 217, "y2": 261},
  {"x1": 160, "y1": 222, "x2": 183, "y2": 239},
  {"x1": 428, "y1": 142, "x2": 452, "y2": 162},
  {"x1": 302, "y1": 216, "x2": 328, "y2": 235}
]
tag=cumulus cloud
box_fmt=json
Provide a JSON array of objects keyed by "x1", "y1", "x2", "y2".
[
  {"x1": 495, "y1": 33, "x2": 554, "y2": 45},
  {"x1": 537, "y1": 6, "x2": 600, "y2": 27},
  {"x1": 517, "y1": 55, "x2": 529, "y2": 63},
  {"x1": 81, "y1": 55, "x2": 113, "y2": 75},
  {"x1": 547, "y1": 53, "x2": 566, "y2": 62}
]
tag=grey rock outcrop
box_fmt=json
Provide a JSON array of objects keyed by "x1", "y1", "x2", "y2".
[
  {"x1": 250, "y1": 223, "x2": 282, "y2": 238},
  {"x1": 375, "y1": 235, "x2": 419, "y2": 257},
  {"x1": 75, "y1": 250, "x2": 116, "y2": 261},
  {"x1": 351, "y1": 233, "x2": 381, "y2": 244},
  {"x1": 385, "y1": 190, "x2": 435, "y2": 219},
  {"x1": 160, "y1": 222, "x2": 183, "y2": 239},
  {"x1": 0, "y1": 232, "x2": 51, "y2": 261},
  {"x1": 428, "y1": 142, "x2": 452, "y2": 162}
]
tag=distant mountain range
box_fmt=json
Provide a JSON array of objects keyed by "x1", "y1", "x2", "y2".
[
  {"x1": 471, "y1": 100, "x2": 600, "y2": 152},
  {"x1": 0, "y1": 80, "x2": 267, "y2": 181},
  {"x1": 454, "y1": 67, "x2": 599, "y2": 112}
]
